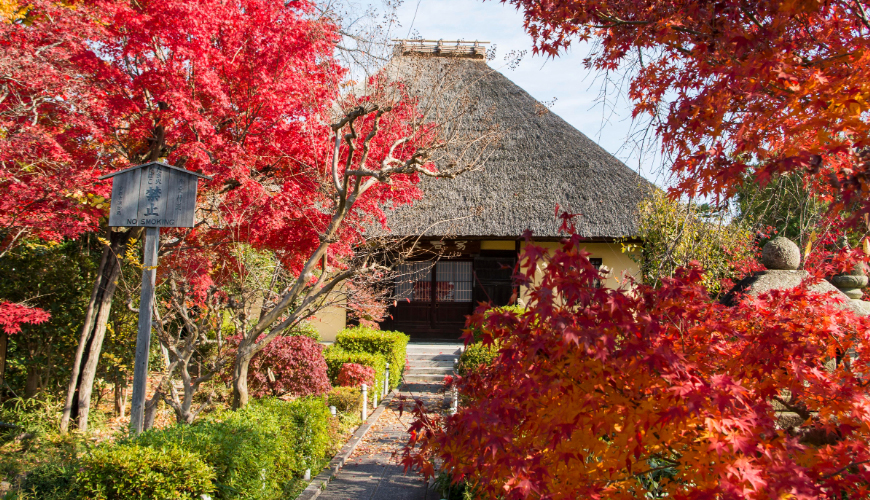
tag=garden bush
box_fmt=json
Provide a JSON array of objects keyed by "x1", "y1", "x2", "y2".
[
  {"x1": 323, "y1": 347, "x2": 387, "y2": 396},
  {"x1": 245, "y1": 335, "x2": 331, "y2": 398},
  {"x1": 333, "y1": 326, "x2": 408, "y2": 390},
  {"x1": 287, "y1": 320, "x2": 321, "y2": 341},
  {"x1": 133, "y1": 397, "x2": 331, "y2": 499},
  {"x1": 466, "y1": 305, "x2": 525, "y2": 343},
  {"x1": 0, "y1": 395, "x2": 62, "y2": 442},
  {"x1": 456, "y1": 306, "x2": 522, "y2": 376},
  {"x1": 327, "y1": 386, "x2": 362, "y2": 415},
  {"x1": 13, "y1": 462, "x2": 80, "y2": 500},
  {"x1": 337, "y1": 362, "x2": 375, "y2": 387},
  {"x1": 76, "y1": 444, "x2": 215, "y2": 500},
  {"x1": 457, "y1": 341, "x2": 501, "y2": 376}
]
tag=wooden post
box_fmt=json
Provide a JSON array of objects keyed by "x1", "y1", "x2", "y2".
[{"x1": 129, "y1": 226, "x2": 159, "y2": 434}]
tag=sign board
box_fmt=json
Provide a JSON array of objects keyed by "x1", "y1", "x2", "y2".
[
  {"x1": 98, "y1": 161, "x2": 211, "y2": 434},
  {"x1": 99, "y1": 161, "x2": 210, "y2": 228}
]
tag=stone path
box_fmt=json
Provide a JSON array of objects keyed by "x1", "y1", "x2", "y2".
[{"x1": 317, "y1": 383, "x2": 444, "y2": 500}]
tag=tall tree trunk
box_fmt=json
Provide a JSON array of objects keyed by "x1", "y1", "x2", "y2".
[{"x1": 60, "y1": 228, "x2": 137, "y2": 433}]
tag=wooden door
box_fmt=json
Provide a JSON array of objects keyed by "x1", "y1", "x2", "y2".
[
  {"x1": 432, "y1": 261, "x2": 473, "y2": 333},
  {"x1": 385, "y1": 260, "x2": 474, "y2": 340}
]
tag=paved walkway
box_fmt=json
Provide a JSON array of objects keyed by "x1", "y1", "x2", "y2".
[{"x1": 317, "y1": 383, "x2": 444, "y2": 500}]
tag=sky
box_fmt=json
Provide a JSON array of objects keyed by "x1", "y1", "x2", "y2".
[{"x1": 378, "y1": 0, "x2": 664, "y2": 185}]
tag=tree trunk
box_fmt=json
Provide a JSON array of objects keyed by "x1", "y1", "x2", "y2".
[
  {"x1": 60, "y1": 228, "x2": 137, "y2": 433},
  {"x1": 113, "y1": 376, "x2": 127, "y2": 418},
  {"x1": 0, "y1": 331, "x2": 7, "y2": 402},
  {"x1": 143, "y1": 389, "x2": 162, "y2": 431},
  {"x1": 231, "y1": 350, "x2": 254, "y2": 409},
  {"x1": 24, "y1": 365, "x2": 40, "y2": 398}
]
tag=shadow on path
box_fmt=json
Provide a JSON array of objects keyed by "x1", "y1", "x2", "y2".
[{"x1": 317, "y1": 383, "x2": 444, "y2": 500}]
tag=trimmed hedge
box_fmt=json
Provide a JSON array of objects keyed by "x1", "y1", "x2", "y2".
[
  {"x1": 457, "y1": 340, "x2": 501, "y2": 376},
  {"x1": 333, "y1": 327, "x2": 408, "y2": 390},
  {"x1": 132, "y1": 397, "x2": 331, "y2": 499},
  {"x1": 323, "y1": 347, "x2": 386, "y2": 396},
  {"x1": 468, "y1": 305, "x2": 525, "y2": 343},
  {"x1": 458, "y1": 306, "x2": 525, "y2": 376},
  {"x1": 327, "y1": 386, "x2": 362, "y2": 415},
  {"x1": 76, "y1": 444, "x2": 215, "y2": 500}
]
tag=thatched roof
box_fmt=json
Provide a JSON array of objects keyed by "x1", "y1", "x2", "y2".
[{"x1": 380, "y1": 52, "x2": 655, "y2": 240}]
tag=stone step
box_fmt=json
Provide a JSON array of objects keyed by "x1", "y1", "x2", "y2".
[
  {"x1": 407, "y1": 366, "x2": 453, "y2": 375},
  {"x1": 407, "y1": 354, "x2": 459, "y2": 362},
  {"x1": 404, "y1": 373, "x2": 451, "y2": 383},
  {"x1": 406, "y1": 360, "x2": 455, "y2": 368},
  {"x1": 407, "y1": 345, "x2": 462, "y2": 353}
]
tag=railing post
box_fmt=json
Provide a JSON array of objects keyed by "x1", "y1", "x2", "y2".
[
  {"x1": 384, "y1": 363, "x2": 390, "y2": 397},
  {"x1": 361, "y1": 383, "x2": 368, "y2": 420}
]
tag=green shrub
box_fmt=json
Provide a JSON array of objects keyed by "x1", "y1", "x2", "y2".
[
  {"x1": 323, "y1": 347, "x2": 387, "y2": 396},
  {"x1": 244, "y1": 397, "x2": 331, "y2": 475},
  {"x1": 14, "y1": 462, "x2": 80, "y2": 500},
  {"x1": 333, "y1": 326, "x2": 408, "y2": 390},
  {"x1": 76, "y1": 443, "x2": 215, "y2": 500},
  {"x1": 457, "y1": 306, "x2": 523, "y2": 376},
  {"x1": 132, "y1": 397, "x2": 331, "y2": 499},
  {"x1": 0, "y1": 395, "x2": 62, "y2": 441},
  {"x1": 287, "y1": 320, "x2": 321, "y2": 342},
  {"x1": 467, "y1": 305, "x2": 525, "y2": 343},
  {"x1": 327, "y1": 386, "x2": 362, "y2": 415},
  {"x1": 457, "y1": 341, "x2": 501, "y2": 376}
]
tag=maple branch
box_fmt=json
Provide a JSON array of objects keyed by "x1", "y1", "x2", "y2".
[
  {"x1": 592, "y1": 11, "x2": 705, "y2": 36},
  {"x1": 819, "y1": 459, "x2": 870, "y2": 479},
  {"x1": 632, "y1": 464, "x2": 680, "y2": 477},
  {"x1": 851, "y1": 0, "x2": 870, "y2": 32},
  {"x1": 739, "y1": 6, "x2": 765, "y2": 30},
  {"x1": 331, "y1": 131, "x2": 344, "y2": 195}
]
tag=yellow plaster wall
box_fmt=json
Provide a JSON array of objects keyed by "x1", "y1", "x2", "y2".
[
  {"x1": 314, "y1": 240, "x2": 639, "y2": 338},
  {"x1": 519, "y1": 241, "x2": 641, "y2": 301},
  {"x1": 310, "y1": 305, "x2": 346, "y2": 342},
  {"x1": 480, "y1": 240, "x2": 516, "y2": 251}
]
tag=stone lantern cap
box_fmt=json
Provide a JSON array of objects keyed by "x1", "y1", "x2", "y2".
[
  {"x1": 761, "y1": 237, "x2": 801, "y2": 270},
  {"x1": 722, "y1": 237, "x2": 870, "y2": 316}
]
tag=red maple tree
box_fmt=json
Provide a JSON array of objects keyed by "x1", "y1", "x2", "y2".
[
  {"x1": 1, "y1": 0, "x2": 492, "y2": 426},
  {"x1": 402, "y1": 235, "x2": 870, "y2": 499},
  {"x1": 503, "y1": 0, "x2": 870, "y2": 221}
]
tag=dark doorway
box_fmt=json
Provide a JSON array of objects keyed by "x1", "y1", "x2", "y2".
[
  {"x1": 385, "y1": 260, "x2": 476, "y2": 340},
  {"x1": 472, "y1": 251, "x2": 517, "y2": 307}
]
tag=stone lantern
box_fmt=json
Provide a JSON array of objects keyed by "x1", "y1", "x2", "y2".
[{"x1": 721, "y1": 237, "x2": 869, "y2": 317}]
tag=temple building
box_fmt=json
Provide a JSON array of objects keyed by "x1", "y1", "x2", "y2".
[{"x1": 314, "y1": 40, "x2": 654, "y2": 341}]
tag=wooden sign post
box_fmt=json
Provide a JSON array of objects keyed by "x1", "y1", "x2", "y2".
[{"x1": 99, "y1": 162, "x2": 210, "y2": 434}]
